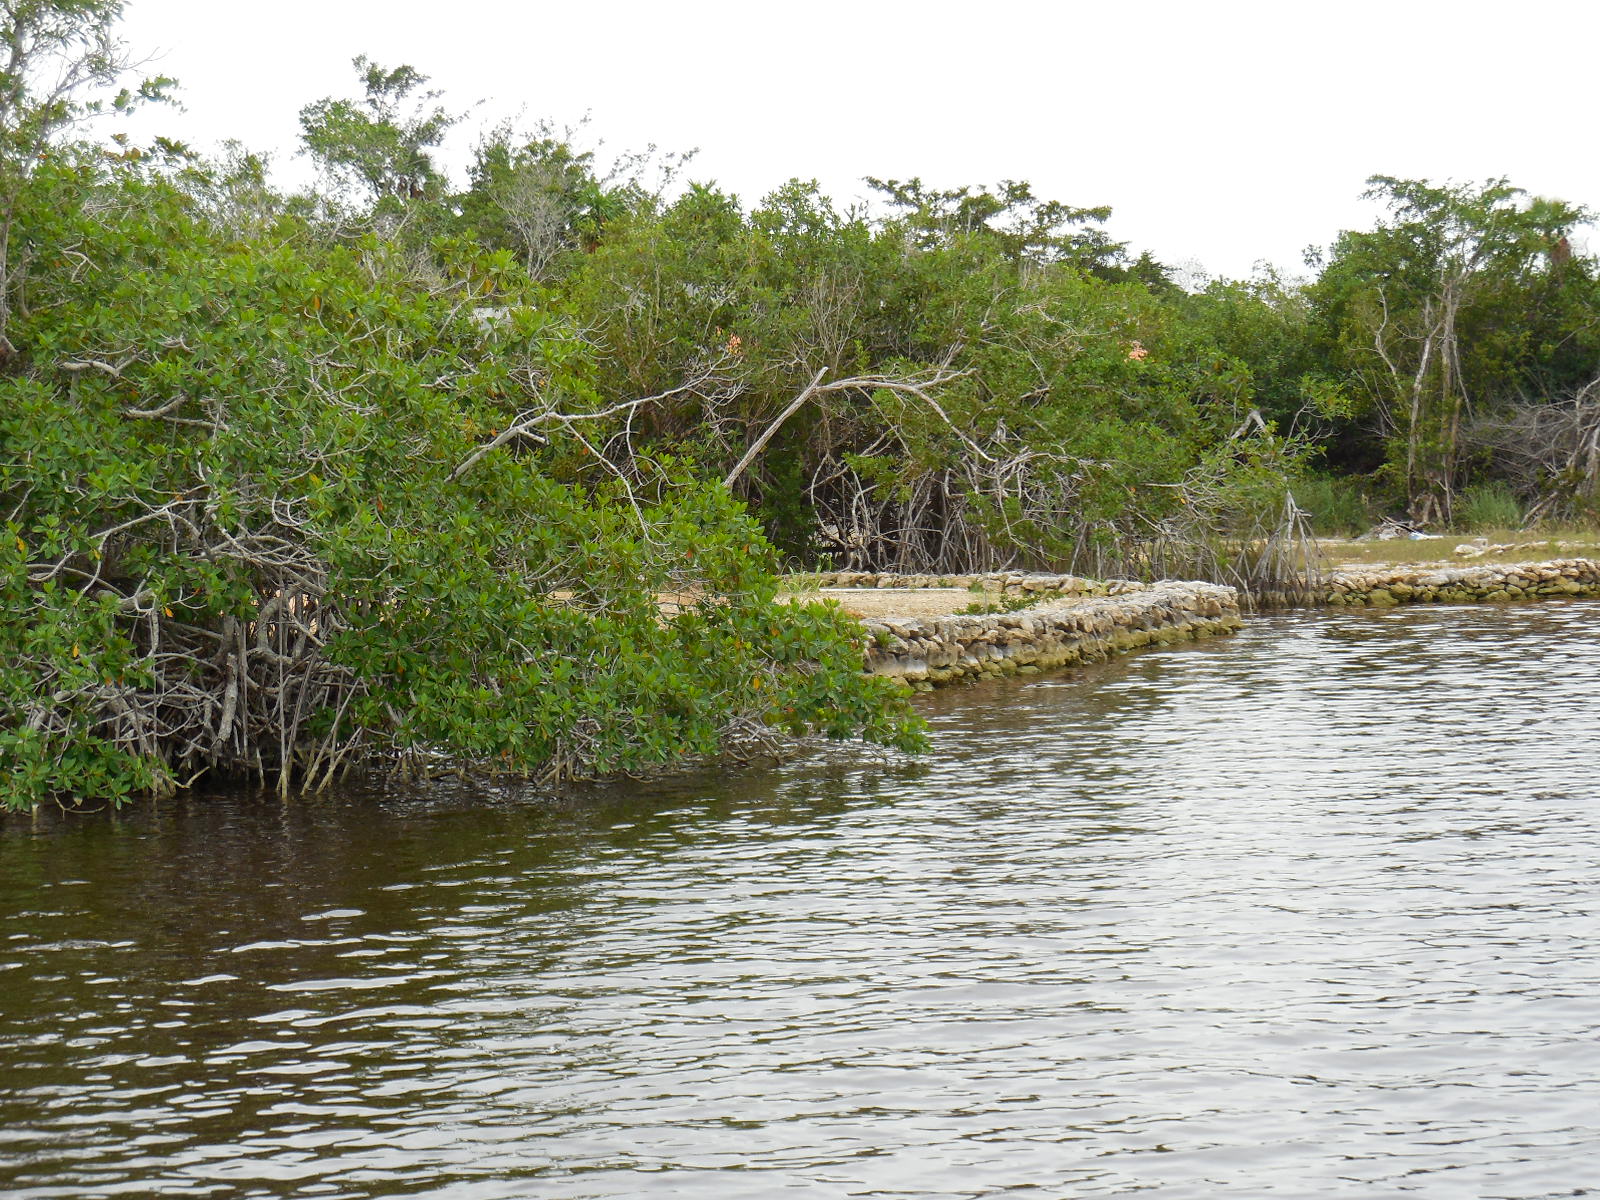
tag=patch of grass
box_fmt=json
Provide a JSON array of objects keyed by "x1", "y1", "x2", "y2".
[
  {"x1": 959, "y1": 592, "x2": 1048, "y2": 615},
  {"x1": 1316, "y1": 527, "x2": 1600, "y2": 568},
  {"x1": 1295, "y1": 474, "x2": 1382, "y2": 537},
  {"x1": 780, "y1": 571, "x2": 828, "y2": 593},
  {"x1": 1456, "y1": 483, "x2": 1524, "y2": 532}
]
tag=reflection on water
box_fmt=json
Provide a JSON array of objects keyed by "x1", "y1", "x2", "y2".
[{"x1": 3, "y1": 603, "x2": 1600, "y2": 1198}]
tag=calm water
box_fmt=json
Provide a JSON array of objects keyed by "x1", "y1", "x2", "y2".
[{"x1": 4, "y1": 604, "x2": 1600, "y2": 1199}]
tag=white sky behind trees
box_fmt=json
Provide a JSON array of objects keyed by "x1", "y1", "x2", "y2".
[{"x1": 117, "y1": 0, "x2": 1599, "y2": 282}]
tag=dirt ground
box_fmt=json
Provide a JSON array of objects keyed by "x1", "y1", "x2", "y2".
[
  {"x1": 774, "y1": 534, "x2": 1600, "y2": 618},
  {"x1": 1316, "y1": 532, "x2": 1600, "y2": 571},
  {"x1": 781, "y1": 587, "x2": 983, "y2": 620}
]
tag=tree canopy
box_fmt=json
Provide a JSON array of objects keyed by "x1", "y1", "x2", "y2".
[{"x1": 3, "y1": 15, "x2": 1598, "y2": 809}]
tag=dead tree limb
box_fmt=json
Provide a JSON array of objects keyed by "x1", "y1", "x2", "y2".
[{"x1": 722, "y1": 363, "x2": 978, "y2": 491}]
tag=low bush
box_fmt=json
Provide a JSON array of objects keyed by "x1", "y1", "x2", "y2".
[
  {"x1": 1294, "y1": 475, "x2": 1381, "y2": 536},
  {"x1": 1455, "y1": 483, "x2": 1525, "y2": 532}
]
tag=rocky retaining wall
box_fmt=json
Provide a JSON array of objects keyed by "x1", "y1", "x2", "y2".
[
  {"x1": 829, "y1": 557, "x2": 1600, "y2": 693},
  {"x1": 862, "y1": 581, "x2": 1242, "y2": 690},
  {"x1": 1324, "y1": 558, "x2": 1600, "y2": 606}
]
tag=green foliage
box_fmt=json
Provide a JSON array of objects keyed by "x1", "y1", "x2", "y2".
[
  {"x1": 1176, "y1": 272, "x2": 1322, "y2": 430},
  {"x1": 0, "y1": 0, "x2": 172, "y2": 348},
  {"x1": 553, "y1": 168, "x2": 1245, "y2": 575},
  {"x1": 454, "y1": 119, "x2": 692, "y2": 282},
  {"x1": 298, "y1": 57, "x2": 460, "y2": 203},
  {"x1": 7, "y1": 9, "x2": 1600, "y2": 809},
  {"x1": 1307, "y1": 175, "x2": 1596, "y2": 521},
  {"x1": 959, "y1": 592, "x2": 1046, "y2": 616},
  {"x1": 0, "y1": 149, "x2": 924, "y2": 810},
  {"x1": 866, "y1": 176, "x2": 1127, "y2": 274},
  {"x1": 1293, "y1": 474, "x2": 1381, "y2": 536}
]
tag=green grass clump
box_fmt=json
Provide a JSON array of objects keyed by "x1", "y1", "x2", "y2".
[
  {"x1": 1456, "y1": 483, "x2": 1524, "y2": 532},
  {"x1": 1295, "y1": 475, "x2": 1381, "y2": 536},
  {"x1": 959, "y1": 593, "x2": 1047, "y2": 616}
]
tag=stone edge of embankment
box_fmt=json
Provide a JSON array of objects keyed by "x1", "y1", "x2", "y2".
[
  {"x1": 790, "y1": 557, "x2": 1600, "y2": 692},
  {"x1": 1321, "y1": 557, "x2": 1600, "y2": 606},
  {"x1": 854, "y1": 580, "x2": 1243, "y2": 691}
]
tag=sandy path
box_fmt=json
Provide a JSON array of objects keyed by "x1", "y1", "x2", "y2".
[{"x1": 781, "y1": 587, "x2": 982, "y2": 620}]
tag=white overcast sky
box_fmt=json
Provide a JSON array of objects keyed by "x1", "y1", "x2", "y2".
[{"x1": 116, "y1": 0, "x2": 1598, "y2": 282}]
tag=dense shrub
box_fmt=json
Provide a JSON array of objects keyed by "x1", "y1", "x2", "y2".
[{"x1": 0, "y1": 158, "x2": 922, "y2": 808}]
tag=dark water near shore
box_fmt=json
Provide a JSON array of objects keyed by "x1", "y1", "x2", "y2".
[{"x1": 4, "y1": 603, "x2": 1600, "y2": 1198}]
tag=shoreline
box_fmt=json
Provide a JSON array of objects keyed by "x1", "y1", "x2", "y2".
[
  {"x1": 1320, "y1": 558, "x2": 1600, "y2": 605},
  {"x1": 853, "y1": 581, "x2": 1242, "y2": 690},
  {"x1": 783, "y1": 559, "x2": 1600, "y2": 691}
]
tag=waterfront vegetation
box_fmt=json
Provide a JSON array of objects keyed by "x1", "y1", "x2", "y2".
[{"x1": 3, "y1": 2, "x2": 1599, "y2": 807}]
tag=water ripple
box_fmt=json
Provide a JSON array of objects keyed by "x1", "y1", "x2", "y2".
[{"x1": 3, "y1": 602, "x2": 1600, "y2": 1197}]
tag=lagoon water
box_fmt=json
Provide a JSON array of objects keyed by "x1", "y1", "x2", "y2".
[{"x1": 3, "y1": 603, "x2": 1600, "y2": 1198}]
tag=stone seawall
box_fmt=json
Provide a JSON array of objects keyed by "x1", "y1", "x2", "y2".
[
  {"x1": 861, "y1": 581, "x2": 1242, "y2": 690},
  {"x1": 1324, "y1": 558, "x2": 1600, "y2": 606},
  {"x1": 808, "y1": 557, "x2": 1600, "y2": 693}
]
